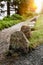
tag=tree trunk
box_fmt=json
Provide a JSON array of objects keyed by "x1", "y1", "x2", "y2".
[{"x1": 7, "y1": 1, "x2": 10, "y2": 16}]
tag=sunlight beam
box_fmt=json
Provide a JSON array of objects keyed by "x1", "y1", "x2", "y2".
[{"x1": 34, "y1": 0, "x2": 43, "y2": 13}]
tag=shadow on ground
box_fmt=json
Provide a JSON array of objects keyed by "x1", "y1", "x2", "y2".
[{"x1": 0, "y1": 44, "x2": 43, "y2": 65}]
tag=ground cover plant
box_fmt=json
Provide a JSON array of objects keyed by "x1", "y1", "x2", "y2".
[
  {"x1": 0, "y1": 14, "x2": 25, "y2": 30},
  {"x1": 29, "y1": 14, "x2": 43, "y2": 48}
]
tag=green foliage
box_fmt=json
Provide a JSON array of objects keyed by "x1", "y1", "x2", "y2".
[
  {"x1": 0, "y1": 14, "x2": 24, "y2": 30},
  {"x1": 3, "y1": 14, "x2": 24, "y2": 20},
  {"x1": 26, "y1": 12, "x2": 38, "y2": 18},
  {"x1": 35, "y1": 15, "x2": 43, "y2": 30},
  {"x1": 11, "y1": 14, "x2": 23, "y2": 20},
  {"x1": 29, "y1": 14, "x2": 43, "y2": 48}
]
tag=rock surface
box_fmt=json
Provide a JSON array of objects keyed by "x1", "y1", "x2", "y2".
[
  {"x1": 9, "y1": 31, "x2": 30, "y2": 54},
  {"x1": 21, "y1": 25, "x2": 31, "y2": 39}
]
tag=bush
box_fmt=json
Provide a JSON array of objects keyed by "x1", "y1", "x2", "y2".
[
  {"x1": 3, "y1": 16, "x2": 10, "y2": 21},
  {"x1": 0, "y1": 14, "x2": 24, "y2": 30},
  {"x1": 25, "y1": 11, "x2": 37, "y2": 18},
  {"x1": 11, "y1": 14, "x2": 23, "y2": 20}
]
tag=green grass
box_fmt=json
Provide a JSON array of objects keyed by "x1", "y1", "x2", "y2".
[
  {"x1": 29, "y1": 14, "x2": 43, "y2": 48},
  {"x1": 0, "y1": 14, "x2": 25, "y2": 30},
  {"x1": 0, "y1": 12, "x2": 37, "y2": 30}
]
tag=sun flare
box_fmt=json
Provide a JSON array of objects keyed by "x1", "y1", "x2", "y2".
[{"x1": 34, "y1": 0, "x2": 43, "y2": 13}]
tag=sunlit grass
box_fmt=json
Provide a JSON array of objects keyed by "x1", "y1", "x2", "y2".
[{"x1": 29, "y1": 14, "x2": 43, "y2": 48}]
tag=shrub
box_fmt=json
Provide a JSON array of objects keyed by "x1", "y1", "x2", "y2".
[
  {"x1": 3, "y1": 16, "x2": 10, "y2": 21},
  {"x1": 25, "y1": 11, "x2": 37, "y2": 18},
  {"x1": 11, "y1": 14, "x2": 23, "y2": 20},
  {"x1": 0, "y1": 14, "x2": 24, "y2": 30}
]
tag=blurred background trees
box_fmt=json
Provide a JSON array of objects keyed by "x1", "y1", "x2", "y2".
[
  {"x1": 11, "y1": 0, "x2": 36, "y2": 16},
  {"x1": 0, "y1": 0, "x2": 37, "y2": 16},
  {"x1": 41, "y1": 2, "x2": 43, "y2": 13}
]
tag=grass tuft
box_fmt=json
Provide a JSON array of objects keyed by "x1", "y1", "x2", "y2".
[{"x1": 29, "y1": 14, "x2": 43, "y2": 48}]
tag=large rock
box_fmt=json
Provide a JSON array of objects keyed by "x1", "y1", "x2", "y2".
[
  {"x1": 9, "y1": 31, "x2": 30, "y2": 54},
  {"x1": 21, "y1": 25, "x2": 31, "y2": 39}
]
